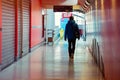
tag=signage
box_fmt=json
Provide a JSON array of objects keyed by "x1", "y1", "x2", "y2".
[
  {"x1": 62, "y1": 12, "x2": 72, "y2": 18},
  {"x1": 53, "y1": 6, "x2": 73, "y2": 12}
]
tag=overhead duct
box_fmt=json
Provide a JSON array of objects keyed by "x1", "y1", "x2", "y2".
[
  {"x1": 78, "y1": 0, "x2": 94, "y2": 13},
  {"x1": 85, "y1": 0, "x2": 90, "y2": 6}
]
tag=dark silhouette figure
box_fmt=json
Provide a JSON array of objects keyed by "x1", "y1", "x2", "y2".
[{"x1": 64, "y1": 16, "x2": 79, "y2": 60}]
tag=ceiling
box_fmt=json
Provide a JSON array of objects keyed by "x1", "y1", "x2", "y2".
[
  {"x1": 42, "y1": 0, "x2": 78, "y2": 8},
  {"x1": 41, "y1": 0, "x2": 95, "y2": 13}
]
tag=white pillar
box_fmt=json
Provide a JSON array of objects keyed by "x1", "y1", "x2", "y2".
[{"x1": 46, "y1": 9, "x2": 55, "y2": 44}]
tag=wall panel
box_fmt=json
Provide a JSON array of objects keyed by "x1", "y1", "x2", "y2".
[
  {"x1": 31, "y1": 0, "x2": 44, "y2": 48},
  {"x1": 86, "y1": 0, "x2": 120, "y2": 80}
]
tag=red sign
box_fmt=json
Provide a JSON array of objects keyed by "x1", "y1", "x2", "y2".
[{"x1": 62, "y1": 12, "x2": 72, "y2": 18}]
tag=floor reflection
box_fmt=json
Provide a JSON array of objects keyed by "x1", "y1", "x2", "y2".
[{"x1": 0, "y1": 39, "x2": 104, "y2": 80}]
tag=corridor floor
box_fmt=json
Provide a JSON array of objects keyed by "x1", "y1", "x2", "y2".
[{"x1": 0, "y1": 39, "x2": 104, "y2": 80}]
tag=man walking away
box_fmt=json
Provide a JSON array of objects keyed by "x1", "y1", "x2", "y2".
[{"x1": 64, "y1": 16, "x2": 80, "y2": 60}]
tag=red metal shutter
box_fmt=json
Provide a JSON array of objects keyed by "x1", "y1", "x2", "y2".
[{"x1": 2, "y1": 0, "x2": 15, "y2": 69}]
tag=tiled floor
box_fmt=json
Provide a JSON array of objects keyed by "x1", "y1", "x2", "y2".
[{"x1": 0, "y1": 39, "x2": 104, "y2": 80}]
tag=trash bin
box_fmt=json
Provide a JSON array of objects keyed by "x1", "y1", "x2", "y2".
[{"x1": 47, "y1": 29, "x2": 53, "y2": 45}]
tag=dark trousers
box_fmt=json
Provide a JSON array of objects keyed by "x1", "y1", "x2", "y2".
[{"x1": 68, "y1": 39, "x2": 76, "y2": 57}]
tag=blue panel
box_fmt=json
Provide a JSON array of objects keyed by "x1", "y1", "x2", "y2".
[{"x1": 60, "y1": 18, "x2": 69, "y2": 30}]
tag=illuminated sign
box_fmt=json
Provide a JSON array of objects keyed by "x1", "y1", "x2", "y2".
[{"x1": 62, "y1": 12, "x2": 72, "y2": 18}]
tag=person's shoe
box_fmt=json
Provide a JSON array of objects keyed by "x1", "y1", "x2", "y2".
[
  {"x1": 71, "y1": 53, "x2": 74, "y2": 60},
  {"x1": 69, "y1": 56, "x2": 73, "y2": 61}
]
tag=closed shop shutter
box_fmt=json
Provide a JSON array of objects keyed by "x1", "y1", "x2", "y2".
[
  {"x1": 2, "y1": 0, "x2": 15, "y2": 69},
  {"x1": 18, "y1": 0, "x2": 22, "y2": 58},
  {"x1": 22, "y1": 0, "x2": 30, "y2": 56}
]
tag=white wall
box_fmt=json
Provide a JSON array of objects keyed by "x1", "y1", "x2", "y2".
[{"x1": 46, "y1": 9, "x2": 55, "y2": 29}]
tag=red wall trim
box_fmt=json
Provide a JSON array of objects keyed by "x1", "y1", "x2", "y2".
[
  {"x1": 0, "y1": 0, "x2": 2, "y2": 63},
  {"x1": 15, "y1": 0, "x2": 18, "y2": 60},
  {"x1": 42, "y1": 15, "x2": 44, "y2": 37},
  {"x1": 0, "y1": 32, "x2": 1, "y2": 64},
  {"x1": 29, "y1": 0, "x2": 31, "y2": 51}
]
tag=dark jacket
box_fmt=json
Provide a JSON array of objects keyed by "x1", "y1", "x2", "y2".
[{"x1": 64, "y1": 20, "x2": 78, "y2": 40}]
